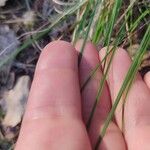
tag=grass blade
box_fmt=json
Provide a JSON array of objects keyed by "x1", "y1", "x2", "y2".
[
  {"x1": 95, "y1": 25, "x2": 150, "y2": 150},
  {"x1": 86, "y1": 23, "x2": 126, "y2": 129},
  {"x1": 78, "y1": 0, "x2": 103, "y2": 65},
  {"x1": 0, "y1": 0, "x2": 87, "y2": 68}
]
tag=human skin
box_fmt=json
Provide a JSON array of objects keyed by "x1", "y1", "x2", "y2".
[{"x1": 15, "y1": 40, "x2": 150, "y2": 150}]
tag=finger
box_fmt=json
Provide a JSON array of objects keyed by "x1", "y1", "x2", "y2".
[
  {"x1": 99, "y1": 48, "x2": 150, "y2": 150},
  {"x1": 75, "y1": 41, "x2": 126, "y2": 150},
  {"x1": 144, "y1": 72, "x2": 150, "y2": 89},
  {"x1": 16, "y1": 41, "x2": 91, "y2": 150},
  {"x1": 99, "y1": 48, "x2": 130, "y2": 128}
]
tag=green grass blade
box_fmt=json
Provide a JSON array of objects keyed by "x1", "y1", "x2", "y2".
[
  {"x1": 115, "y1": 0, "x2": 136, "y2": 26},
  {"x1": 72, "y1": 0, "x2": 92, "y2": 44},
  {"x1": 0, "y1": 0, "x2": 87, "y2": 68},
  {"x1": 86, "y1": 23, "x2": 126, "y2": 129},
  {"x1": 78, "y1": 0, "x2": 103, "y2": 65},
  {"x1": 102, "y1": 0, "x2": 123, "y2": 82},
  {"x1": 95, "y1": 25, "x2": 150, "y2": 150},
  {"x1": 81, "y1": 45, "x2": 115, "y2": 92},
  {"x1": 130, "y1": 9, "x2": 150, "y2": 32},
  {"x1": 104, "y1": 0, "x2": 123, "y2": 46}
]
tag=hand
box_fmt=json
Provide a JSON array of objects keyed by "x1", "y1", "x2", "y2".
[{"x1": 15, "y1": 41, "x2": 150, "y2": 150}]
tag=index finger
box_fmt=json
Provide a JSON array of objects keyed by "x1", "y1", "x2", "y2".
[{"x1": 15, "y1": 41, "x2": 91, "y2": 150}]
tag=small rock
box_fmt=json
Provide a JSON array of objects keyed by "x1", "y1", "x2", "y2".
[
  {"x1": 0, "y1": 0, "x2": 8, "y2": 7},
  {"x1": 2, "y1": 75, "x2": 30, "y2": 127},
  {"x1": 22, "y1": 11, "x2": 36, "y2": 27},
  {"x1": 127, "y1": 44, "x2": 140, "y2": 59},
  {"x1": 127, "y1": 44, "x2": 150, "y2": 69}
]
